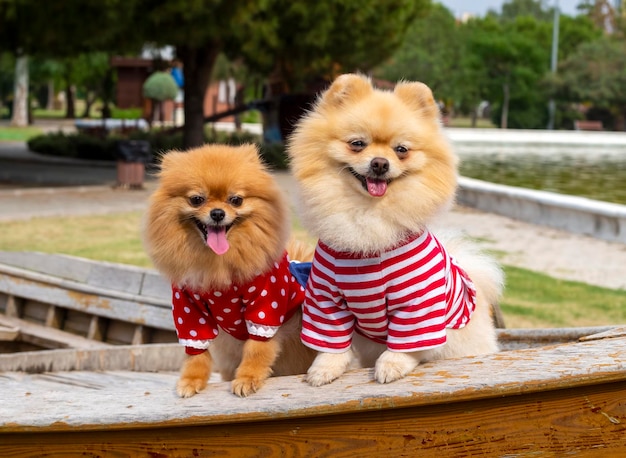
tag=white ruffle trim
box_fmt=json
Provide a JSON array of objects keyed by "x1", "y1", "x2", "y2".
[
  {"x1": 246, "y1": 321, "x2": 279, "y2": 339},
  {"x1": 179, "y1": 338, "x2": 211, "y2": 349}
]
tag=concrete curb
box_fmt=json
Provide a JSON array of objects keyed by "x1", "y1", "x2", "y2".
[
  {"x1": 446, "y1": 127, "x2": 626, "y2": 146},
  {"x1": 458, "y1": 177, "x2": 626, "y2": 244}
]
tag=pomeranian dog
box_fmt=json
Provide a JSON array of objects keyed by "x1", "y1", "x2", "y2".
[
  {"x1": 143, "y1": 144, "x2": 316, "y2": 397},
  {"x1": 287, "y1": 74, "x2": 503, "y2": 386}
]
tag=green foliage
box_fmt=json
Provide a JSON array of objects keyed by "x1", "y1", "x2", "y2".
[
  {"x1": 374, "y1": 1, "x2": 606, "y2": 129},
  {"x1": 142, "y1": 71, "x2": 179, "y2": 101},
  {"x1": 26, "y1": 128, "x2": 291, "y2": 170},
  {"x1": 111, "y1": 108, "x2": 142, "y2": 119},
  {"x1": 235, "y1": 0, "x2": 429, "y2": 89},
  {"x1": 27, "y1": 132, "x2": 117, "y2": 160},
  {"x1": 500, "y1": 0, "x2": 554, "y2": 21},
  {"x1": 373, "y1": 4, "x2": 462, "y2": 100},
  {"x1": 551, "y1": 36, "x2": 626, "y2": 117},
  {"x1": 0, "y1": 0, "x2": 142, "y2": 56}
]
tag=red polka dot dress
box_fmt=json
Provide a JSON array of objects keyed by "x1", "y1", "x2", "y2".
[{"x1": 171, "y1": 252, "x2": 306, "y2": 355}]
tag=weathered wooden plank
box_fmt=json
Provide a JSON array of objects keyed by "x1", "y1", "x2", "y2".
[
  {"x1": 44, "y1": 304, "x2": 64, "y2": 328},
  {"x1": 0, "y1": 323, "x2": 18, "y2": 341},
  {"x1": 1, "y1": 381, "x2": 624, "y2": 456},
  {"x1": 580, "y1": 325, "x2": 626, "y2": 342},
  {"x1": 1, "y1": 336, "x2": 624, "y2": 434},
  {"x1": 0, "y1": 343, "x2": 183, "y2": 372},
  {"x1": 0, "y1": 315, "x2": 111, "y2": 350},
  {"x1": 0, "y1": 266, "x2": 173, "y2": 330},
  {"x1": 0, "y1": 251, "x2": 170, "y2": 298},
  {"x1": 495, "y1": 325, "x2": 615, "y2": 351},
  {"x1": 1, "y1": 335, "x2": 624, "y2": 455}
]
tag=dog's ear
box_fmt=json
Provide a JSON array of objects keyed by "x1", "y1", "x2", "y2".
[
  {"x1": 237, "y1": 143, "x2": 262, "y2": 163},
  {"x1": 394, "y1": 81, "x2": 439, "y2": 121},
  {"x1": 318, "y1": 73, "x2": 373, "y2": 109},
  {"x1": 158, "y1": 150, "x2": 183, "y2": 173}
]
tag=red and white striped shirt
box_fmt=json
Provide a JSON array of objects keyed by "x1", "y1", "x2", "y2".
[{"x1": 301, "y1": 231, "x2": 476, "y2": 353}]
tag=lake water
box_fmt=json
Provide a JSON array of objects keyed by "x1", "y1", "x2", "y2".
[{"x1": 455, "y1": 144, "x2": 626, "y2": 205}]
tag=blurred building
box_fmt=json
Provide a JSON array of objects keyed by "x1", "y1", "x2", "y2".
[{"x1": 110, "y1": 57, "x2": 238, "y2": 125}]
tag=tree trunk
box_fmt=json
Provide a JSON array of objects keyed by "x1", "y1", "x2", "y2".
[
  {"x1": 65, "y1": 85, "x2": 76, "y2": 119},
  {"x1": 82, "y1": 92, "x2": 96, "y2": 118},
  {"x1": 178, "y1": 44, "x2": 221, "y2": 150},
  {"x1": 46, "y1": 80, "x2": 55, "y2": 110},
  {"x1": 11, "y1": 55, "x2": 29, "y2": 127},
  {"x1": 501, "y1": 80, "x2": 510, "y2": 129}
]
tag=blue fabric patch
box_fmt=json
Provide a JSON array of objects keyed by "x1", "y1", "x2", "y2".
[{"x1": 289, "y1": 261, "x2": 312, "y2": 288}]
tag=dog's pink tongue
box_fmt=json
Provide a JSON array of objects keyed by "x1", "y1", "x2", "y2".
[
  {"x1": 207, "y1": 227, "x2": 229, "y2": 255},
  {"x1": 366, "y1": 178, "x2": 388, "y2": 197}
]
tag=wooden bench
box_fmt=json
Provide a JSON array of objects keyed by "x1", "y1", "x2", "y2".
[{"x1": 574, "y1": 120, "x2": 603, "y2": 131}]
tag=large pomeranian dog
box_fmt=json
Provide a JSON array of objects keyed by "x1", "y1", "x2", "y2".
[
  {"x1": 287, "y1": 74, "x2": 503, "y2": 386},
  {"x1": 143, "y1": 144, "x2": 316, "y2": 397}
]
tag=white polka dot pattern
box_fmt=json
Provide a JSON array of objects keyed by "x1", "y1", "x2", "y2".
[{"x1": 171, "y1": 252, "x2": 307, "y2": 353}]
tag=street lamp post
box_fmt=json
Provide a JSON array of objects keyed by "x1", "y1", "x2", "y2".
[{"x1": 547, "y1": 0, "x2": 560, "y2": 130}]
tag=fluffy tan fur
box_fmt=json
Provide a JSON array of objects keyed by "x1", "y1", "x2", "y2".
[
  {"x1": 287, "y1": 74, "x2": 503, "y2": 386},
  {"x1": 143, "y1": 144, "x2": 315, "y2": 397}
]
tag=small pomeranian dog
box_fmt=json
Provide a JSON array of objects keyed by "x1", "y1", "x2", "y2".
[
  {"x1": 287, "y1": 74, "x2": 503, "y2": 386},
  {"x1": 143, "y1": 144, "x2": 316, "y2": 397}
]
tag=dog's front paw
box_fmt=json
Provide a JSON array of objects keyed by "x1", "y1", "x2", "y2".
[
  {"x1": 231, "y1": 374, "x2": 264, "y2": 397},
  {"x1": 176, "y1": 376, "x2": 208, "y2": 398},
  {"x1": 306, "y1": 350, "x2": 353, "y2": 387},
  {"x1": 374, "y1": 350, "x2": 419, "y2": 384},
  {"x1": 176, "y1": 352, "x2": 211, "y2": 398}
]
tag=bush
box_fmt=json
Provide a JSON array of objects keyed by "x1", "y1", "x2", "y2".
[
  {"x1": 143, "y1": 72, "x2": 179, "y2": 102},
  {"x1": 27, "y1": 132, "x2": 117, "y2": 161},
  {"x1": 27, "y1": 129, "x2": 290, "y2": 170},
  {"x1": 259, "y1": 142, "x2": 289, "y2": 170}
]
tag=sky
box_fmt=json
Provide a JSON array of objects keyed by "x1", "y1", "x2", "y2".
[{"x1": 438, "y1": 0, "x2": 582, "y2": 18}]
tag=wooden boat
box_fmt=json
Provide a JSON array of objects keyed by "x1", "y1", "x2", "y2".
[{"x1": 1, "y1": 251, "x2": 625, "y2": 456}]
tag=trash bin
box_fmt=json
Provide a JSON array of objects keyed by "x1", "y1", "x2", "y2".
[{"x1": 114, "y1": 140, "x2": 151, "y2": 189}]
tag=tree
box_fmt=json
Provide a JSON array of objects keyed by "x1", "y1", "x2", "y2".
[
  {"x1": 0, "y1": 0, "x2": 141, "y2": 123},
  {"x1": 236, "y1": 0, "x2": 428, "y2": 91},
  {"x1": 549, "y1": 36, "x2": 626, "y2": 129},
  {"x1": 135, "y1": 0, "x2": 428, "y2": 149},
  {"x1": 4, "y1": 0, "x2": 429, "y2": 144},
  {"x1": 500, "y1": 0, "x2": 553, "y2": 21},
  {"x1": 11, "y1": 54, "x2": 28, "y2": 126},
  {"x1": 372, "y1": 4, "x2": 463, "y2": 102},
  {"x1": 135, "y1": 0, "x2": 265, "y2": 148},
  {"x1": 463, "y1": 16, "x2": 548, "y2": 128}
]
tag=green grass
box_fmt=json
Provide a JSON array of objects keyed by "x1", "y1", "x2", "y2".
[
  {"x1": 0, "y1": 126, "x2": 43, "y2": 142},
  {"x1": 447, "y1": 117, "x2": 496, "y2": 129},
  {"x1": 500, "y1": 266, "x2": 626, "y2": 328},
  {"x1": 0, "y1": 211, "x2": 151, "y2": 267},
  {"x1": 0, "y1": 211, "x2": 624, "y2": 329}
]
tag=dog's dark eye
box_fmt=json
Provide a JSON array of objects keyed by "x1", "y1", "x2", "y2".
[
  {"x1": 229, "y1": 195, "x2": 243, "y2": 207},
  {"x1": 395, "y1": 145, "x2": 409, "y2": 158},
  {"x1": 349, "y1": 140, "x2": 367, "y2": 152},
  {"x1": 188, "y1": 195, "x2": 205, "y2": 207}
]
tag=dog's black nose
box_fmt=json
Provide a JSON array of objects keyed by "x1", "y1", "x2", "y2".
[
  {"x1": 210, "y1": 208, "x2": 226, "y2": 222},
  {"x1": 370, "y1": 157, "x2": 389, "y2": 176}
]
